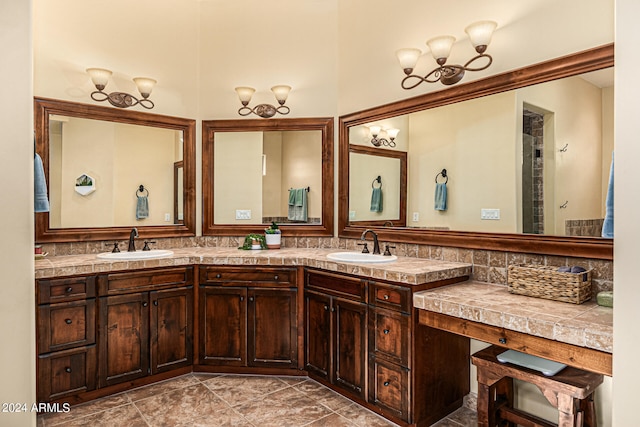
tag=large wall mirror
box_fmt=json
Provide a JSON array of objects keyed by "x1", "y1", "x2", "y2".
[
  {"x1": 35, "y1": 97, "x2": 196, "y2": 242},
  {"x1": 202, "y1": 118, "x2": 334, "y2": 236},
  {"x1": 339, "y1": 44, "x2": 614, "y2": 260}
]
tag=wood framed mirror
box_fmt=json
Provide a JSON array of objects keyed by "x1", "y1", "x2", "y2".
[
  {"x1": 35, "y1": 97, "x2": 196, "y2": 242},
  {"x1": 202, "y1": 117, "x2": 334, "y2": 236},
  {"x1": 339, "y1": 44, "x2": 614, "y2": 260}
]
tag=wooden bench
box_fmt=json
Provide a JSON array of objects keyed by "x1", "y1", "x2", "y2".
[{"x1": 471, "y1": 345, "x2": 603, "y2": 427}]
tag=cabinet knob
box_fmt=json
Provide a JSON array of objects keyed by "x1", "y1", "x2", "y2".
[
  {"x1": 383, "y1": 294, "x2": 389, "y2": 300},
  {"x1": 383, "y1": 329, "x2": 390, "y2": 335},
  {"x1": 274, "y1": 275, "x2": 279, "y2": 280},
  {"x1": 249, "y1": 297, "x2": 254, "y2": 302},
  {"x1": 153, "y1": 300, "x2": 158, "y2": 306},
  {"x1": 324, "y1": 305, "x2": 329, "y2": 311},
  {"x1": 65, "y1": 319, "x2": 72, "y2": 325},
  {"x1": 240, "y1": 296, "x2": 244, "y2": 301},
  {"x1": 383, "y1": 381, "x2": 390, "y2": 387},
  {"x1": 499, "y1": 337, "x2": 507, "y2": 344},
  {"x1": 65, "y1": 367, "x2": 72, "y2": 373},
  {"x1": 142, "y1": 302, "x2": 148, "y2": 307},
  {"x1": 216, "y1": 274, "x2": 221, "y2": 279},
  {"x1": 65, "y1": 287, "x2": 73, "y2": 293}
]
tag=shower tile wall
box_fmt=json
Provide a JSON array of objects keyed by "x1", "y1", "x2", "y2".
[{"x1": 523, "y1": 110, "x2": 545, "y2": 234}]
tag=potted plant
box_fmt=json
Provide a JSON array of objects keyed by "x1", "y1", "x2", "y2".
[
  {"x1": 239, "y1": 234, "x2": 267, "y2": 250},
  {"x1": 264, "y1": 221, "x2": 282, "y2": 249}
]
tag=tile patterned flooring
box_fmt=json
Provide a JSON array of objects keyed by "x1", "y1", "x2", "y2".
[{"x1": 37, "y1": 374, "x2": 477, "y2": 426}]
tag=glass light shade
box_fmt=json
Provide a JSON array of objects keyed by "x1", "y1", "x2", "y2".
[
  {"x1": 235, "y1": 86, "x2": 255, "y2": 103},
  {"x1": 133, "y1": 77, "x2": 157, "y2": 97},
  {"x1": 386, "y1": 128, "x2": 400, "y2": 139},
  {"x1": 369, "y1": 125, "x2": 381, "y2": 136},
  {"x1": 465, "y1": 20, "x2": 497, "y2": 48},
  {"x1": 86, "y1": 68, "x2": 112, "y2": 88},
  {"x1": 271, "y1": 85, "x2": 291, "y2": 103},
  {"x1": 396, "y1": 48, "x2": 422, "y2": 72},
  {"x1": 426, "y1": 36, "x2": 456, "y2": 61}
]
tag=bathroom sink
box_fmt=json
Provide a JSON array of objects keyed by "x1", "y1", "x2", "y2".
[
  {"x1": 326, "y1": 252, "x2": 397, "y2": 263},
  {"x1": 96, "y1": 250, "x2": 174, "y2": 260}
]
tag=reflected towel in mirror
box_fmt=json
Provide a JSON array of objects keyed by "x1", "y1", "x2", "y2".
[
  {"x1": 602, "y1": 152, "x2": 613, "y2": 238},
  {"x1": 34, "y1": 153, "x2": 50, "y2": 213},
  {"x1": 370, "y1": 187, "x2": 383, "y2": 212},
  {"x1": 136, "y1": 195, "x2": 149, "y2": 220},
  {"x1": 434, "y1": 182, "x2": 447, "y2": 211},
  {"x1": 288, "y1": 188, "x2": 308, "y2": 222}
]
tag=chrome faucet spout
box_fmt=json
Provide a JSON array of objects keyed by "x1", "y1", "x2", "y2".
[
  {"x1": 128, "y1": 228, "x2": 138, "y2": 252},
  {"x1": 360, "y1": 229, "x2": 381, "y2": 255}
]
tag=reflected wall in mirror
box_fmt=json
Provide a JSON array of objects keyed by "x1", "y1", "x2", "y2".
[
  {"x1": 35, "y1": 97, "x2": 196, "y2": 242},
  {"x1": 202, "y1": 118, "x2": 333, "y2": 236},
  {"x1": 339, "y1": 44, "x2": 614, "y2": 259},
  {"x1": 348, "y1": 145, "x2": 407, "y2": 227}
]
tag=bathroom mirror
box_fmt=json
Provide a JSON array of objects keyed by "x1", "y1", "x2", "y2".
[
  {"x1": 35, "y1": 97, "x2": 196, "y2": 242},
  {"x1": 339, "y1": 44, "x2": 614, "y2": 259},
  {"x1": 202, "y1": 118, "x2": 334, "y2": 236}
]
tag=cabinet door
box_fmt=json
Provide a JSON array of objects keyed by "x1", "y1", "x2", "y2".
[
  {"x1": 150, "y1": 287, "x2": 193, "y2": 374},
  {"x1": 334, "y1": 297, "x2": 367, "y2": 399},
  {"x1": 304, "y1": 291, "x2": 332, "y2": 380},
  {"x1": 247, "y1": 288, "x2": 297, "y2": 369},
  {"x1": 38, "y1": 299, "x2": 96, "y2": 353},
  {"x1": 37, "y1": 345, "x2": 97, "y2": 402},
  {"x1": 99, "y1": 293, "x2": 149, "y2": 387},
  {"x1": 199, "y1": 286, "x2": 246, "y2": 366}
]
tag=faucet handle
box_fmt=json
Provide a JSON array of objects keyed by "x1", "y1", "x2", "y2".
[
  {"x1": 383, "y1": 244, "x2": 396, "y2": 256},
  {"x1": 357, "y1": 242, "x2": 370, "y2": 253},
  {"x1": 142, "y1": 241, "x2": 157, "y2": 251},
  {"x1": 106, "y1": 242, "x2": 121, "y2": 253}
]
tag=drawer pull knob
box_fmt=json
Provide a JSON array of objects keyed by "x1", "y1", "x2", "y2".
[
  {"x1": 383, "y1": 329, "x2": 390, "y2": 335},
  {"x1": 240, "y1": 296, "x2": 244, "y2": 301},
  {"x1": 216, "y1": 274, "x2": 221, "y2": 279},
  {"x1": 65, "y1": 319, "x2": 72, "y2": 325},
  {"x1": 383, "y1": 294, "x2": 389, "y2": 300},
  {"x1": 142, "y1": 302, "x2": 148, "y2": 307},
  {"x1": 65, "y1": 287, "x2": 73, "y2": 293},
  {"x1": 324, "y1": 305, "x2": 329, "y2": 311},
  {"x1": 499, "y1": 337, "x2": 507, "y2": 344},
  {"x1": 65, "y1": 367, "x2": 72, "y2": 373},
  {"x1": 383, "y1": 381, "x2": 390, "y2": 386},
  {"x1": 153, "y1": 300, "x2": 158, "y2": 306},
  {"x1": 249, "y1": 297, "x2": 254, "y2": 302},
  {"x1": 274, "y1": 275, "x2": 279, "y2": 280}
]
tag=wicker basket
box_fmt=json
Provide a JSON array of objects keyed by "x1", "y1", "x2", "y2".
[{"x1": 507, "y1": 264, "x2": 592, "y2": 304}]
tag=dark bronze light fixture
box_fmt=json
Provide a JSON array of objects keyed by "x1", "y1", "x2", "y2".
[
  {"x1": 87, "y1": 68, "x2": 156, "y2": 109},
  {"x1": 235, "y1": 85, "x2": 291, "y2": 118},
  {"x1": 396, "y1": 20, "x2": 497, "y2": 89},
  {"x1": 369, "y1": 125, "x2": 399, "y2": 148}
]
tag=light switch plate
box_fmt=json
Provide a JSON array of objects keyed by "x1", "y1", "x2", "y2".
[
  {"x1": 481, "y1": 208, "x2": 500, "y2": 220},
  {"x1": 412, "y1": 212, "x2": 419, "y2": 222},
  {"x1": 235, "y1": 209, "x2": 252, "y2": 220}
]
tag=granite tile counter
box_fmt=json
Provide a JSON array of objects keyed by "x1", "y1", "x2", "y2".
[
  {"x1": 413, "y1": 280, "x2": 613, "y2": 355},
  {"x1": 34, "y1": 247, "x2": 472, "y2": 286}
]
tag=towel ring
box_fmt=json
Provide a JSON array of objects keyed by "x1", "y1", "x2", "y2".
[
  {"x1": 372, "y1": 176, "x2": 382, "y2": 189},
  {"x1": 435, "y1": 169, "x2": 448, "y2": 184},
  {"x1": 136, "y1": 185, "x2": 149, "y2": 198}
]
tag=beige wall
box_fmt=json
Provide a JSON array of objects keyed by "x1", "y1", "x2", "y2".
[{"x1": 349, "y1": 153, "x2": 402, "y2": 221}]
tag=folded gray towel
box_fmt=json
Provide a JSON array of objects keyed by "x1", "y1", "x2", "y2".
[
  {"x1": 34, "y1": 153, "x2": 50, "y2": 213},
  {"x1": 136, "y1": 195, "x2": 149, "y2": 220}
]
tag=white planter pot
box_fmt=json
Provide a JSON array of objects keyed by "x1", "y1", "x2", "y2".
[{"x1": 265, "y1": 233, "x2": 281, "y2": 249}]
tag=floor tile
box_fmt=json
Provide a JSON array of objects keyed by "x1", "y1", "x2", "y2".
[
  {"x1": 201, "y1": 375, "x2": 290, "y2": 406},
  {"x1": 126, "y1": 374, "x2": 200, "y2": 402}
]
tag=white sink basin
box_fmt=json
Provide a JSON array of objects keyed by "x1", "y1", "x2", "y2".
[
  {"x1": 327, "y1": 252, "x2": 397, "y2": 263},
  {"x1": 96, "y1": 250, "x2": 174, "y2": 260}
]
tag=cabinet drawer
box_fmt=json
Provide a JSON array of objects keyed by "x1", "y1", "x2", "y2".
[
  {"x1": 369, "y1": 359, "x2": 410, "y2": 422},
  {"x1": 38, "y1": 300, "x2": 96, "y2": 354},
  {"x1": 100, "y1": 267, "x2": 193, "y2": 295},
  {"x1": 369, "y1": 281, "x2": 410, "y2": 313},
  {"x1": 37, "y1": 276, "x2": 96, "y2": 304},
  {"x1": 369, "y1": 308, "x2": 409, "y2": 366},
  {"x1": 200, "y1": 266, "x2": 294, "y2": 286},
  {"x1": 306, "y1": 269, "x2": 365, "y2": 301},
  {"x1": 37, "y1": 345, "x2": 97, "y2": 402}
]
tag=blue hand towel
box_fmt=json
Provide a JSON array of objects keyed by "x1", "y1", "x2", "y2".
[
  {"x1": 434, "y1": 182, "x2": 447, "y2": 211},
  {"x1": 136, "y1": 195, "x2": 149, "y2": 220},
  {"x1": 34, "y1": 153, "x2": 50, "y2": 213},
  {"x1": 602, "y1": 153, "x2": 614, "y2": 238},
  {"x1": 370, "y1": 187, "x2": 383, "y2": 212}
]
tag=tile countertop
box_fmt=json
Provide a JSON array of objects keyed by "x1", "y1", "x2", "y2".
[
  {"x1": 34, "y1": 247, "x2": 472, "y2": 286},
  {"x1": 413, "y1": 281, "x2": 613, "y2": 354}
]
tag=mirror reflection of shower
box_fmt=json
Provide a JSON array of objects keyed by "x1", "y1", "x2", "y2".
[{"x1": 522, "y1": 109, "x2": 545, "y2": 234}]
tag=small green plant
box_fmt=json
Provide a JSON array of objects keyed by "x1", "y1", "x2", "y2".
[
  {"x1": 239, "y1": 233, "x2": 267, "y2": 250},
  {"x1": 264, "y1": 221, "x2": 281, "y2": 234}
]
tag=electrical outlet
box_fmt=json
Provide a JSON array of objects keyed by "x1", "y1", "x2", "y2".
[
  {"x1": 164, "y1": 213, "x2": 171, "y2": 222},
  {"x1": 481, "y1": 208, "x2": 500, "y2": 220},
  {"x1": 235, "y1": 209, "x2": 252, "y2": 220},
  {"x1": 412, "y1": 212, "x2": 419, "y2": 222}
]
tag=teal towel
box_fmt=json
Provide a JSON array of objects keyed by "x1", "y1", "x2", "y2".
[
  {"x1": 370, "y1": 187, "x2": 383, "y2": 212},
  {"x1": 136, "y1": 195, "x2": 149, "y2": 220},
  {"x1": 34, "y1": 153, "x2": 50, "y2": 213},
  {"x1": 602, "y1": 152, "x2": 613, "y2": 238},
  {"x1": 288, "y1": 188, "x2": 308, "y2": 222},
  {"x1": 434, "y1": 183, "x2": 447, "y2": 211}
]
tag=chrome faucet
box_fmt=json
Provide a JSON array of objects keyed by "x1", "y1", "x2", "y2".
[
  {"x1": 360, "y1": 229, "x2": 381, "y2": 255},
  {"x1": 128, "y1": 227, "x2": 138, "y2": 252}
]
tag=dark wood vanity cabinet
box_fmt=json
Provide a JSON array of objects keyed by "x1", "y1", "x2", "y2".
[
  {"x1": 305, "y1": 270, "x2": 367, "y2": 400},
  {"x1": 198, "y1": 266, "x2": 299, "y2": 371},
  {"x1": 97, "y1": 267, "x2": 193, "y2": 388}
]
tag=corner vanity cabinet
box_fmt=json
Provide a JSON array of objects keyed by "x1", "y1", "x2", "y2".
[{"x1": 305, "y1": 268, "x2": 470, "y2": 427}]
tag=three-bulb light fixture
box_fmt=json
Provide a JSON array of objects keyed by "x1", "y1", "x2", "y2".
[
  {"x1": 235, "y1": 85, "x2": 292, "y2": 118},
  {"x1": 396, "y1": 20, "x2": 497, "y2": 89},
  {"x1": 369, "y1": 126, "x2": 399, "y2": 148},
  {"x1": 86, "y1": 68, "x2": 157, "y2": 109}
]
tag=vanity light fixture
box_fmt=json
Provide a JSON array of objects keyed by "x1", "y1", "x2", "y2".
[
  {"x1": 235, "y1": 85, "x2": 291, "y2": 118},
  {"x1": 369, "y1": 126, "x2": 399, "y2": 148},
  {"x1": 86, "y1": 68, "x2": 156, "y2": 109},
  {"x1": 396, "y1": 20, "x2": 497, "y2": 89}
]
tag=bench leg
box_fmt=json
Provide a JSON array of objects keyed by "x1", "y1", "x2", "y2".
[{"x1": 477, "y1": 377, "x2": 514, "y2": 427}]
